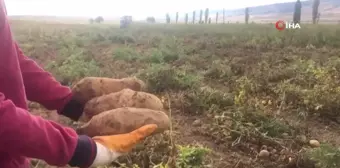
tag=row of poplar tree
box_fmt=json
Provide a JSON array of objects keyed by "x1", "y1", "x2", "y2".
[{"x1": 165, "y1": 0, "x2": 321, "y2": 24}]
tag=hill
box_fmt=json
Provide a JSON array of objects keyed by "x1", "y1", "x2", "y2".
[
  {"x1": 177, "y1": 0, "x2": 340, "y2": 23},
  {"x1": 212, "y1": 0, "x2": 340, "y2": 16}
]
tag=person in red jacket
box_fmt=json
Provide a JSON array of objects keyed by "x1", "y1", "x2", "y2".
[{"x1": 0, "y1": 1, "x2": 157, "y2": 168}]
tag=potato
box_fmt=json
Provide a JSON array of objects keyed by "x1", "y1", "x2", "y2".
[
  {"x1": 76, "y1": 107, "x2": 170, "y2": 137},
  {"x1": 80, "y1": 88, "x2": 164, "y2": 122},
  {"x1": 71, "y1": 77, "x2": 146, "y2": 104}
]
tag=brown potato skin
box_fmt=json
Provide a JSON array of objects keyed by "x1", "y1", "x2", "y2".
[
  {"x1": 71, "y1": 77, "x2": 146, "y2": 104},
  {"x1": 80, "y1": 89, "x2": 165, "y2": 122},
  {"x1": 76, "y1": 107, "x2": 170, "y2": 137}
]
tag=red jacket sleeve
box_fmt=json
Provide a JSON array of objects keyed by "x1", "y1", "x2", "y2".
[
  {"x1": 15, "y1": 43, "x2": 84, "y2": 121},
  {"x1": 15, "y1": 43, "x2": 72, "y2": 111},
  {"x1": 0, "y1": 92, "x2": 96, "y2": 167},
  {"x1": 0, "y1": 1, "x2": 96, "y2": 166}
]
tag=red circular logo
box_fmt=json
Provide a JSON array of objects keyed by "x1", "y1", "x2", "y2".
[{"x1": 275, "y1": 20, "x2": 285, "y2": 30}]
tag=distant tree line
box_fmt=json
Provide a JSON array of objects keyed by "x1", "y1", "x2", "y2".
[
  {"x1": 89, "y1": 0, "x2": 321, "y2": 25},
  {"x1": 160, "y1": 0, "x2": 321, "y2": 25},
  {"x1": 89, "y1": 16, "x2": 104, "y2": 24},
  {"x1": 147, "y1": 17, "x2": 156, "y2": 23},
  {"x1": 162, "y1": 8, "x2": 248, "y2": 24},
  {"x1": 293, "y1": 0, "x2": 320, "y2": 24}
]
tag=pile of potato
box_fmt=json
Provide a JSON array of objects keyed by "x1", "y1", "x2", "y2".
[{"x1": 71, "y1": 77, "x2": 170, "y2": 137}]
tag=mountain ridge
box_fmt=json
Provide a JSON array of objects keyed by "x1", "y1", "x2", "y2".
[
  {"x1": 209, "y1": 0, "x2": 340, "y2": 16},
  {"x1": 172, "y1": 0, "x2": 340, "y2": 23}
]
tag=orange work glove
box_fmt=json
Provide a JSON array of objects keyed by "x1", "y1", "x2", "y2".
[{"x1": 89, "y1": 124, "x2": 157, "y2": 167}]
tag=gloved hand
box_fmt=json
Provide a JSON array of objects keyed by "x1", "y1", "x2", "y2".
[{"x1": 89, "y1": 124, "x2": 157, "y2": 167}]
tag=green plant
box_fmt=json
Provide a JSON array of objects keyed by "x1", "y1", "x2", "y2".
[
  {"x1": 176, "y1": 145, "x2": 210, "y2": 168},
  {"x1": 306, "y1": 144, "x2": 340, "y2": 168},
  {"x1": 229, "y1": 108, "x2": 296, "y2": 140},
  {"x1": 204, "y1": 61, "x2": 234, "y2": 81},
  {"x1": 183, "y1": 86, "x2": 234, "y2": 114},
  {"x1": 108, "y1": 33, "x2": 136, "y2": 44},
  {"x1": 137, "y1": 64, "x2": 200, "y2": 93},
  {"x1": 46, "y1": 50, "x2": 101, "y2": 84},
  {"x1": 112, "y1": 47, "x2": 140, "y2": 61},
  {"x1": 144, "y1": 47, "x2": 179, "y2": 63}
]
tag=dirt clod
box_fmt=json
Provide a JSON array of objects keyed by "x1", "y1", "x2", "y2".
[
  {"x1": 296, "y1": 135, "x2": 308, "y2": 144},
  {"x1": 192, "y1": 119, "x2": 202, "y2": 126}
]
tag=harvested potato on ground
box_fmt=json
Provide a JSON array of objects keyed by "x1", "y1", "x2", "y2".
[
  {"x1": 76, "y1": 107, "x2": 170, "y2": 137},
  {"x1": 79, "y1": 88, "x2": 164, "y2": 122},
  {"x1": 71, "y1": 77, "x2": 146, "y2": 104}
]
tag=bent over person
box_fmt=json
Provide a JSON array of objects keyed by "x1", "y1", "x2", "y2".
[{"x1": 0, "y1": 1, "x2": 156, "y2": 167}]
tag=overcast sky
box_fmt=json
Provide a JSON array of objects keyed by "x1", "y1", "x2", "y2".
[{"x1": 4, "y1": 0, "x2": 298, "y2": 19}]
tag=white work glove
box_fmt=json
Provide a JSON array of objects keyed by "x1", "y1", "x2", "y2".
[{"x1": 89, "y1": 124, "x2": 157, "y2": 167}]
